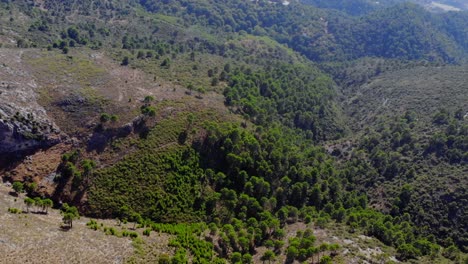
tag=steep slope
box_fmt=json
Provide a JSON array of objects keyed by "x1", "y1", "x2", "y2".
[
  {"x1": 333, "y1": 64, "x2": 468, "y2": 251},
  {"x1": 0, "y1": 0, "x2": 467, "y2": 263},
  {"x1": 0, "y1": 50, "x2": 61, "y2": 160},
  {"x1": 3, "y1": 0, "x2": 468, "y2": 63}
]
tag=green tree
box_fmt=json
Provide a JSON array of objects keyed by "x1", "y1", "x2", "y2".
[
  {"x1": 319, "y1": 255, "x2": 332, "y2": 264},
  {"x1": 110, "y1": 115, "x2": 119, "y2": 122},
  {"x1": 130, "y1": 212, "x2": 143, "y2": 229},
  {"x1": 231, "y1": 252, "x2": 242, "y2": 263},
  {"x1": 160, "y1": 58, "x2": 170, "y2": 68},
  {"x1": 318, "y1": 243, "x2": 330, "y2": 260},
  {"x1": 12, "y1": 181, "x2": 24, "y2": 194},
  {"x1": 443, "y1": 245, "x2": 460, "y2": 261},
  {"x1": 261, "y1": 250, "x2": 275, "y2": 264},
  {"x1": 158, "y1": 254, "x2": 170, "y2": 264},
  {"x1": 398, "y1": 184, "x2": 412, "y2": 210},
  {"x1": 34, "y1": 197, "x2": 43, "y2": 213},
  {"x1": 82, "y1": 159, "x2": 96, "y2": 178},
  {"x1": 141, "y1": 106, "x2": 156, "y2": 117},
  {"x1": 121, "y1": 56, "x2": 129, "y2": 66},
  {"x1": 144, "y1": 95, "x2": 155, "y2": 104},
  {"x1": 211, "y1": 77, "x2": 219, "y2": 86},
  {"x1": 286, "y1": 245, "x2": 299, "y2": 262},
  {"x1": 242, "y1": 253, "x2": 252, "y2": 264},
  {"x1": 187, "y1": 83, "x2": 194, "y2": 95},
  {"x1": 42, "y1": 198, "x2": 53, "y2": 214},
  {"x1": 397, "y1": 243, "x2": 420, "y2": 260},
  {"x1": 67, "y1": 27, "x2": 79, "y2": 41},
  {"x1": 25, "y1": 182, "x2": 37, "y2": 194},
  {"x1": 100, "y1": 113, "x2": 111, "y2": 123},
  {"x1": 61, "y1": 203, "x2": 79, "y2": 228},
  {"x1": 24, "y1": 197, "x2": 34, "y2": 213},
  {"x1": 309, "y1": 247, "x2": 319, "y2": 263}
]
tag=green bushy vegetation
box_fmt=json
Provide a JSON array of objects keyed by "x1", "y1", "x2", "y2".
[
  {"x1": 1, "y1": 0, "x2": 467, "y2": 262},
  {"x1": 85, "y1": 108, "x2": 446, "y2": 260},
  {"x1": 61, "y1": 203, "x2": 80, "y2": 228},
  {"x1": 8, "y1": 207, "x2": 22, "y2": 214},
  {"x1": 341, "y1": 110, "x2": 468, "y2": 251},
  {"x1": 23, "y1": 197, "x2": 53, "y2": 214},
  {"x1": 286, "y1": 229, "x2": 339, "y2": 263},
  {"x1": 87, "y1": 110, "x2": 210, "y2": 221},
  {"x1": 3, "y1": 0, "x2": 468, "y2": 64},
  {"x1": 224, "y1": 63, "x2": 344, "y2": 140}
]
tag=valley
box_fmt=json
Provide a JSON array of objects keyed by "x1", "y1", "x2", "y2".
[{"x1": 0, "y1": 0, "x2": 467, "y2": 263}]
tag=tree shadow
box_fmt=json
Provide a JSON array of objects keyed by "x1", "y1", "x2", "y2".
[
  {"x1": 31, "y1": 211, "x2": 48, "y2": 215},
  {"x1": 86, "y1": 124, "x2": 133, "y2": 153},
  {"x1": 178, "y1": 131, "x2": 188, "y2": 144},
  {"x1": 59, "y1": 225, "x2": 72, "y2": 232}
]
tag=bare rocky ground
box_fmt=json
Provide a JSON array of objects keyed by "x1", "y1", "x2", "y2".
[
  {"x1": 0, "y1": 182, "x2": 177, "y2": 264},
  {"x1": 0, "y1": 184, "x2": 136, "y2": 264},
  {"x1": 0, "y1": 49, "x2": 62, "y2": 154}
]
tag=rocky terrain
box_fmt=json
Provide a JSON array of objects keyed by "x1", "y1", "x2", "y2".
[{"x1": 0, "y1": 50, "x2": 61, "y2": 157}]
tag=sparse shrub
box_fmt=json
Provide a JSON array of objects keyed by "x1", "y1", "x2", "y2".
[
  {"x1": 100, "y1": 113, "x2": 111, "y2": 123},
  {"x1": 160, "y1": 58, "x2": 170, "y2": 68},
  {"x1": 86, "y1": 220, "x2": 99, "y2": 230},
  {"x1": 319, "y1": 255, "x2": 332, "y2": 264},
  {"x1": 158, "y1": 254, "x2": 170, "y2": 264},
  {"x1": 129, "y1": 231, "x2": 139, "y2": 239},
  {"x1": 106, "y1": 227, "x2": 117, "y2": 236},
  {"x1": 110, "y1": 115, "x2": 119, "y2": 122},
  {"x1": 8, "y1": 207, "x2": 22, "y2": 214}
]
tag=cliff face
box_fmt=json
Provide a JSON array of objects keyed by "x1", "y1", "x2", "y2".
[
  {"x1": 0, "y1": 119, "x2": 60, "y2": 154},
  {"x1": 0, "y1": 50, "x2": 61, "y2": 157}
]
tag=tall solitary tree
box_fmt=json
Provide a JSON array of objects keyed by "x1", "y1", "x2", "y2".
[
  {"x1": 130, "y1": 212, "x2": 143, "y2": 229},
  {"x1": 61, "y1": 203, "x2": 80, "y2": 228}
]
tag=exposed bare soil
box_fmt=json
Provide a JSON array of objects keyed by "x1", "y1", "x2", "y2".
[{"x1": 0, "y1": 184, "x2": 134, "y2": 264}]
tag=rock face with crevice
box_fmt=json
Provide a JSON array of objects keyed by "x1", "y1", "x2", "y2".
[
  {"x1": 0, "y1": 49, "x2": 61, "y2": 157},
  {"x1": 0, "y1": 118, "x2": 60, "y2": 154}
]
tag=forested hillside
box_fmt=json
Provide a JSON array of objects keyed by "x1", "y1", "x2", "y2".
[{"x1": 0, "y1": 0, "x2": 467, "y2": 263}]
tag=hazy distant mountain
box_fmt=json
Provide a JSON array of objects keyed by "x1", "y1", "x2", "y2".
[
  {"x1": 412, "y1": 0, "x2": 468, "y2": 11},
  {"x1": 302, "y1": 0, "x2": 468, "y2": 15}
]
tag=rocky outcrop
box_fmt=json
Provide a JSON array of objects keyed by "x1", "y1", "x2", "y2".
[
  {"x1": 0, "y1": 49, "x2": 62, "y2": 157},
  {"x1": 0, "y1": 118, "x2": 60, "y2": 154}
]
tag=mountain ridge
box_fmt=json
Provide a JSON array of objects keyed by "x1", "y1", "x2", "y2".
[{"x1": 0, "y1": 0, "x2": 467, "y2": 263}]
